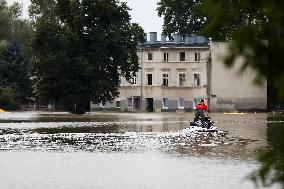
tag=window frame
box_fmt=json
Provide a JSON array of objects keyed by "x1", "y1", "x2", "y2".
[
  {"x1": 126, "y1": 98, "x2": 133, "y2": 108},
  {"x1": 162, "y1": 98, "x2": 169, "y2": 109},
  {"x1": 193, "y1": 73, "x2": 200, "y2": 86},
  {"x1": 178, "y1": 73, "x2": 186, "y2": 87},
  {"x1": 146, "y1": 73, "x2": 153, "y2": 86},
  {"x1": 194, "y1": 52, "x2": 200, "y2": 61},
  {"x1": 178, "y1": 98, "x2": 185, "y2": 109},
  {"x1": 180, "y1": 52, "x2": 185, "y2": 61},
  {"x1": 162, "y1": 73, "x2": 169, "y2": 86},
  {"x1": 115, "y1": 100, "x2": 121, "y2": 108},
  {"x1": 130, "y1": 76, "x2": 137, "y2": 85},
  {"x1": 148, "y1": 52, "x2": 153, "y2": 61},
  {"x1": 163, "y1": 52, "x2": 169, "y2": 62}
]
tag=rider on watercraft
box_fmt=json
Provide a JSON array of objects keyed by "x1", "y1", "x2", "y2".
[{"x1": 194, "y1": 99, "x2": 208, "y2": 123}]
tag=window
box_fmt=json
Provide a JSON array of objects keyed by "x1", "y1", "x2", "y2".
[
  {"x1": 194, "y1": 74, "x2": 200, "y2": 86},
  {"x1": 115, "y1": 100, "x2": 121, "y2": 108},
  {"x1": 130, "y1": 77, "x2": 137, "y2": 85},
  {"x1": 163, "y1": 52, "x2": 169, "y2": 61},
  {"x1": 180, "y1": 52, "x2": 185, "y2": 61},
  {"x1": 178, "y1": 98, "x2": 185, "y2": 109},
  {"x1": 162, "y1": 98, "x2": 169, "y2": 109},
  {"x1": 178, "y1": 73, "x2": 186, "y2": 87},
  {"x1": 127, "y1": 98, "x2": 132, "y2": 108},
  {"x1": 195, "y1": 52, "x2": 200, "y2": 61},
  {"x1": 148, "y1": 53, "x2": 153, "y2": 61},
  {"x1": 162, "y1": 73, "x2": 169, "y2": 86},
  {"x1": 147, "y1": 73, "x2": 153, "y2": 85}
]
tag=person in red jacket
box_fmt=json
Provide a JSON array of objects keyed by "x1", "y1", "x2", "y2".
[{"x1": 194, "y1": 99, "x2": 208, "y2": 123}]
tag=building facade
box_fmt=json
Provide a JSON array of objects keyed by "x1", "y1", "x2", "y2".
[
  {"x1": 209, "y1": 42, "x2": 267, "y2": 111},
  {"x1": 90, "y1": 32, "x2": 267, "y2": 112}
]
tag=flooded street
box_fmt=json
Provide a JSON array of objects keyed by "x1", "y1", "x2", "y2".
[{"x1": 0, "y1": 112, "x2": 282, "y2": 189}]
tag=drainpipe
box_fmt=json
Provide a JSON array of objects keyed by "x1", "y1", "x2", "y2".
[
  {"x1": 140, "y1": 48, "x2": 143, "y2": 111},
  {"x1": 132, "y1": 83, "x2": 134, "y2": 111},
  {"x1": 207, "y1": 49, "x2": 212, "y2": 111}
]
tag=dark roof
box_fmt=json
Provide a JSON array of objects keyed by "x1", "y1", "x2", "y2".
[{"x1": 137, "y1": 42, "x2": 209, "y2": 49}]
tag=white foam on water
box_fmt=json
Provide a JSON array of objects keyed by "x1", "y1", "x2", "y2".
[{"x1": 0, "y1": 120, "x2": 188, "y2": 129}]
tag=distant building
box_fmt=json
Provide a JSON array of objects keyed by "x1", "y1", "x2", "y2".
[
  {"x1": 90, "y1": 32, "x2": 267, "y2": 112},
  {"x1": 209, "y1": 42, "x2": 267, "y2": 111}
]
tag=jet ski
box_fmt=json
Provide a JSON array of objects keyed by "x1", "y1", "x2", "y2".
[{"x1": 189, "y1": 116, "x2": 218, "y2": 132}]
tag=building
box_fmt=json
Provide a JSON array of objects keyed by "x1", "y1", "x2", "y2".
[
  {"x1": 90, "y1": 32, "x2": 267, "y2": 112},
  {"x1": 209, "y1": 42, "x2": 267, "y2": 111}
]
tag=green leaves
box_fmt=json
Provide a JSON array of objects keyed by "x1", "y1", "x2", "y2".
[
  {"x1": 157, "y1": 0, "x2": 206, "y2": 38},
  {"x1": 31, "y1": 0, "x2": 144, "y2": 113},
  {"x1": 251, "y1": 123, "x2": 284, "y2": 187},
  {"x1": 158, "y1": 0, "x2": 284, "y2": 186},
  {"x1": 0, "y1": 41, "x2": 33, "y2": 104},
  {"x1": 0, "y1": 0, "x2": 33, "y2": 109},
  {"x1": 200, "y1": 0, "x2": 284, "y2": 187},
  {"x1": 201, "y1": 0, "x2": 284, "y2": 96},
  {"x1": 0, "y1": 86, "x2": 17, "y2": 110}
]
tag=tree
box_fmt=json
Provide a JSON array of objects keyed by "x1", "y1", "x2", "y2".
[
  {"x1": 200, "y1": 0, "x2": 284, "y2": 187},
  {"x1": 158, "y1": 0, "x2": 284, "y2": 187},
  {"x1": 0, "y1": 41, "x2": 33, "y2": 104},
  {"x1": 30, "y1": 0, "x2": 144, "y2": 114},
  {"x1": 0, "y1": 85, "x2": 17, "y2": 110},
  {"x1": 157, "y1": 0, "x2": 206, "y2": 38},
  {"x1": 200, "y1": 0, "x2": 284, "y2": 92},
  {"x1": 0, "y1": 0, "x2": 33, "y2": 110},
  {"x1": 0, "y1": 0, "x2": 24, "y2": 41},
  {"x1": 0, "y1": 0, "x2": 33, "y2": 59}
]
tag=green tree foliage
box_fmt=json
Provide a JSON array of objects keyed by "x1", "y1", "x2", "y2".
[
  {"x1": 251, "y1": 122, "x2": 284, "y2": 188},
  {"x1": 201, "y1": 0, "x2": 284, "y2": 187},
  {"x1": 200, "y1": 0, "x2": 284, "y2": 187},
  {"x1": 0, "y1": 0, "x2": 33, "y2": 110},
  {"x1": 0, "y1": 0, "x2": 33, "y2": 58},
  {"x1": 157, "y1": 0, "x2": 206, "y2": 38},
  {"x1": 30, "y1": 0, "x2": 144, "y2": 114},
  {"x1": 0, "y1": 0, "x2": 24, "y2": 40},
  {"x1": 158, "y1": 0, "x2": 284, "y2": 187},
  {"x1": 200, "y1": 0, "x2": 284, "y2": 94},
  {"x1": 0, "y1": 85, "x2": 17, "y2": 110},
  {"x1": 0, "y1": 41, "x2": 33, "y2": 104}
]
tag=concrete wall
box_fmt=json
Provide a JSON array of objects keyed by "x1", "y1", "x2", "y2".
[{"x1": 209, "y1": 42, "x2": 267, "y2": 111}]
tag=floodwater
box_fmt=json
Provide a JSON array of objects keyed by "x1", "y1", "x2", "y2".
[{"x1": 0, "y1": 111, "x2": 282, "y2": 189}]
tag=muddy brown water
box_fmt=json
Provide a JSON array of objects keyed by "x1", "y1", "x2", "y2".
[{"x1": 0, "y1": 111, "x2": 282, "y2": 189}]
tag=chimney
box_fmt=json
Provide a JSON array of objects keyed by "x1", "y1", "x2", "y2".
[
  {"x1": 161, "y1": 34, "x2": 166, "y2": 45},
  {"x1": 149, "y1": 32, "x2": 157, "y2": 44},
  {"x1": 191, "y1": 34, "x2": 197, "y2": 44},
  {"x1": 185, "y1": 36, "x2": 190, "y2": 44},
  {"x1": 174, "y1": 34, "x2": 181, "y2": 45},
  {"x1": 196, "y1": 36, "x2": 207, "y2": 44},
  {"x1": 143, "y1": 34, "x2": 147, "y2": 43}
]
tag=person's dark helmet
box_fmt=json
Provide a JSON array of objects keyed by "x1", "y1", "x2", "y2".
[{"x1": 200, "y1": 99, "x2": 204, "y2": 102}]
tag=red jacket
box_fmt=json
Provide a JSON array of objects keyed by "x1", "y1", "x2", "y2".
[{"x1": 196, "y1": 102, "x2": 208, "y2": 111}]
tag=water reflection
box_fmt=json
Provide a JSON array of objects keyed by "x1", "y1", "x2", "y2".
[
  {"x1": 267, "y1": 113, "x2": 284, "y2": 146},
  {"x1": 0, "y1": 112, "x2": 282, "y2": 159},
  {"x1": 1, "y1": 112, "x2": 282, "y2": 189}
]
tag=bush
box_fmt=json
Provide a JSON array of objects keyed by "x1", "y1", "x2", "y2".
[{"x1": 0, "y1": 86, "x2": 18, "y2": 110}]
